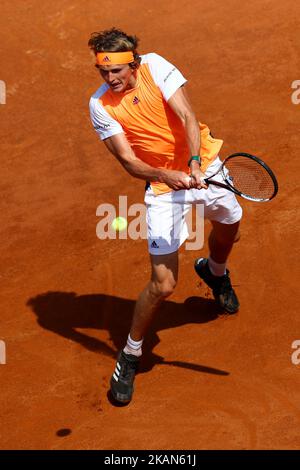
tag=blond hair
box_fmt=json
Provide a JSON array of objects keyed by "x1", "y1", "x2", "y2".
[{"x1": 88, "y1": 27, "x2": 141, "y2": 68}]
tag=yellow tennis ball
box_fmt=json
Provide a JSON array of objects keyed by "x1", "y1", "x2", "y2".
[{"x1": 111, "y1": 216, "x2": 128, "y2": 232}]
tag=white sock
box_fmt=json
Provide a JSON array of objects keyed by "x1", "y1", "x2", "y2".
[
  {"x1": 208, "y1": 256, "x2": 226, "y2": 277},
  {"x1": 123, "y1": 334, "x2": 143, "y2": 357}
]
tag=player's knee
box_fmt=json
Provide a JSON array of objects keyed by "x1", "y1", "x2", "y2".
[
  {"x1": 158, "y1": 282, "x2": 176, "y2": 298},
  {"x1": 151, "y1": 278, "x2": 177, "y2": 299}
]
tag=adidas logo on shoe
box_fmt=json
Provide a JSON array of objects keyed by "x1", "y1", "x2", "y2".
[{"x1": 110, "y1": 350, "x2": 139, "y2": 404}]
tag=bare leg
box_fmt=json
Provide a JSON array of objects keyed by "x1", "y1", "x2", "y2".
[
  {"x1": 129, "y1": 251, "x2": 178, "y2": 341},
  {"x1": 110, "y1": 252, "x2": 179, "y2": 403},
  {"x1": 208, "y1": 220, "x2": 241, "y2": 263}
]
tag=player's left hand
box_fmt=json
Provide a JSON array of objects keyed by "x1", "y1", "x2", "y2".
[{"x1": 190, "y1": 169, "x2": 208, "y2": 189}]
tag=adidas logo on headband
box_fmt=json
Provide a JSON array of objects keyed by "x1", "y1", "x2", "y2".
[{"x1": 103, "y1": 55, "x2": 111, "y2": 62}]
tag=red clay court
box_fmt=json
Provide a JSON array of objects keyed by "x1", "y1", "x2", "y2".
[{"x1": 0, "y1": 0, "x2": 300, "y2": 449}]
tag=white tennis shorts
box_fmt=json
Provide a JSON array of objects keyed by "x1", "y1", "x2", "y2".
[{"x1": 145, "y1": 157, "x2": 243, "y2": 255}]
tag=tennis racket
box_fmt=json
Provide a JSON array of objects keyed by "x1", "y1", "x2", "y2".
[{"x1": 201, "y1": 152, "x2": 278, "y2": 202}]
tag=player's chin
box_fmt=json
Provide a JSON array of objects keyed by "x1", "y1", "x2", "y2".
[{"x1": 110, "y1": 83, "x2": 126, "y2": 93}]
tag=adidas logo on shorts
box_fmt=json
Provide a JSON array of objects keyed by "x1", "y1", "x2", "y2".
[{"x1": 151, "y1": 240, "x2": 159, "y2": 248}]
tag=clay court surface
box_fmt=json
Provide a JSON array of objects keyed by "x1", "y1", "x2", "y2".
[{"x1": 1, "y1": 0, "x2": 300, "y2": 450}]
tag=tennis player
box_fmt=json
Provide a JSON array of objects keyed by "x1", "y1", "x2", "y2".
[{"x1": 88, "y1": 28, "x2": 242, "y2": 404}]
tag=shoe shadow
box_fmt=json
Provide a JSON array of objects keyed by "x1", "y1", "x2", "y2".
[{"x1": 26, "y1": 291, "x2": 228, "y2": 377}]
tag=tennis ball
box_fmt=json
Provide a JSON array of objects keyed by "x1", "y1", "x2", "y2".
[{"x1": 111, "y1": 216, "x2": 128, "y2": 232}]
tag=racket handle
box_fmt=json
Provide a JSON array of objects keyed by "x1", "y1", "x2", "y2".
[{"x1": 201, "y1": 177, "x2": 210, "y2": 185}]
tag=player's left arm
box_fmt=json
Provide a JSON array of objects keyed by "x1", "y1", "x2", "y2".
[{"x1": 168, "y1": 86, "x2": 207, "y2": 189}]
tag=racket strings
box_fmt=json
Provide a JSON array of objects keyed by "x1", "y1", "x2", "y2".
[{"x1": 224, "y1": 156, "x2": 276, "y2": 200}]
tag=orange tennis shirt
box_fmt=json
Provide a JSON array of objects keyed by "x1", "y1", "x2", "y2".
[{"x1": 90, "y1": 53, "x2": 223, "y2": 195}]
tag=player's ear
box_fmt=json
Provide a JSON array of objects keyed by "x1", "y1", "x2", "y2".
[{"x1": 129, "y1": 62, "x2": 138, "y2": 70}]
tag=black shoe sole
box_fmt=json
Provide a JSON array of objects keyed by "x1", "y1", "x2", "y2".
[
  {"x1": 195, "y1": 258, "x2": 239, "y2": 314},
  {"x1": 110, "y1": 383, "x2": 132, "y2": 404},
  {"x1": 108, "y1": 389, "x2": 131, "y2": 407},
  {"x1": 110, "y1": 374, "x2": 134, "y2": 404}
]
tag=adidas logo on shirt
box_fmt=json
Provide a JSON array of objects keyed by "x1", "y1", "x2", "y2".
[
  {"x1": 151, "y1": 240, "x2": 159, "y2": 249},
  {"x1": 133, "y1": 96, "x2": 139, "y2": 105}
]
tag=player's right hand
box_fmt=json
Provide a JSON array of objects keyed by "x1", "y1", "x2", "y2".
[
  {"x1": 162, "y1": 170, "x2": 192, "y2": 191},
  {"x1": 189, "y1": 169, "x2": 208, "y2": 189}
]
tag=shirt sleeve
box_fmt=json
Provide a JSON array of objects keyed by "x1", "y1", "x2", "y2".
[
  {"x1": 145, "y1": 53, "x2": 187, "y2": 102},
  {"x1": 89, "y1": 92, "x2": 124, "y2": 141}
]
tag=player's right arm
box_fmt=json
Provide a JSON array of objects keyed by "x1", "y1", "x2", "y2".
[
  {"x1": 103, "y1": 133, "x2": 191, "y2": 191},
  {"x1": 90, "y1": 88, "x2": 190, "y2": 190}
]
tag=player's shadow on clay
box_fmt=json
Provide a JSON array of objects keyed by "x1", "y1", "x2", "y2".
[{"x1": 26, "y1": 292, "x2": 229, "y2": 376}]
